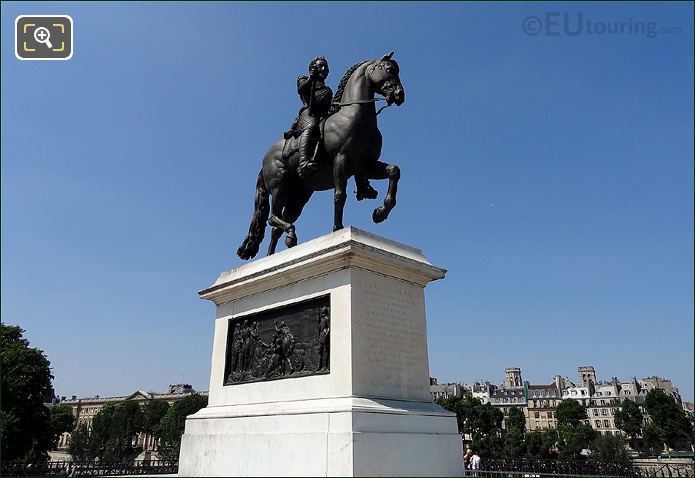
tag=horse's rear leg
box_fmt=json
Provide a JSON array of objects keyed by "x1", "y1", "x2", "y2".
[
  {"x1": 366, "y1": 161, "x2": 400, "y2": 223},
  {"x1": 281, "y1": 190, "x2": 312, "y2": 248},
  {"x1": 267, "y1": 227, "x2": 283, "y2": 255},
  {"x1": 267, "y1": 189, "x2": 296, "y2": 254}
]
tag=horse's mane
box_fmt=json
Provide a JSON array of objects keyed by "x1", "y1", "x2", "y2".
[{"x1": 328, "y1": 60, "x2": 370, "y2": 115}]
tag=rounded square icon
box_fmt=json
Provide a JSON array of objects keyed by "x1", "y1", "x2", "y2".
[{"x1": 16, "y1": 15, "x2": 73, "y2": 60}]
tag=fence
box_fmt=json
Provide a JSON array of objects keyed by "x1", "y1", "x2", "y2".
[
  {"x1": 479, "y1": 458, "x2": 694, "y2": 477},
  {"x1": 1, "y1": 460, "x2": 178, "y2": 477}
]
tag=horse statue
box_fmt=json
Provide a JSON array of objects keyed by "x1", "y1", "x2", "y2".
[{"x1": 237, "y1": 52, "x2": 406, "y2": 260}]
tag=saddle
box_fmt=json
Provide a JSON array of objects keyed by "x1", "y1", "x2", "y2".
[{"x1": 281, "y1": 118, "x2": 327, "y2": 163}]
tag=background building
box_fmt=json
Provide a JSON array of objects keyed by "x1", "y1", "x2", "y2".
[{"x1": 56, "y1": 384, "x2": 208, "y2": 452}]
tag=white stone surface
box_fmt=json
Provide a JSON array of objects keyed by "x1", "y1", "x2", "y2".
[{"x1": 178, "y1": 228, "x2": 462, "y2": 476}]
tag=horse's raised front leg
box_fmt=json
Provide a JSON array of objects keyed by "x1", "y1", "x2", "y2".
[
  {"x1": 366, "y1": 161, "x2": 400, "y2": 223},
  {"x1": 333, "y1": 153, "x2": 348, "y2": 231}
]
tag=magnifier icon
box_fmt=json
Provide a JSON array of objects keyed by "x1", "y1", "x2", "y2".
[{"x1": 33, "y1": 27, "x2": 53, "y2": 49}]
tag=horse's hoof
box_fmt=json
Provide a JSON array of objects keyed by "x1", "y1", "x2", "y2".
[
  {"x1": 333, "y1": 224, "x2": 344, "y2": 232},
  {"x1": 285, "y1": 234, "x2": 297, "y2": 248},
  {"x1": 372, "y1": 207, "x2": 388, "y2": 223}
]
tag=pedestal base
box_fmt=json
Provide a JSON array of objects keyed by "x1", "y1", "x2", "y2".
[
  {"x1": 178, "y1": 397, "x2": 462, "y2": 476},
  {"x1": 179, "y1": 228, "x2": 463, "y2": 476}
]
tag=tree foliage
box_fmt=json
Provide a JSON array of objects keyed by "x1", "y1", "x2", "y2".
[
  {"x1": 142, "y1": 399, "x2": 169, "y2": 438},
  {"x1": 157, "y1": 394, "x2": 207, "y2": 460},
  {"x1": 589, "y1": 434, "x2": 630, "y2": 466},
  {"x1": 644, "y1": 389, "x2": 692, "y2": 450},
  {"x1": 49, "y1": 404, "x2": 75, "y2": 448},
  {"x1": 614, "y1": 399, "x2": 643, "y2": 439},
  {"x1": 556, "y1": 399, "x2": 588, "y2": 428},
  {"x1": 67, "y1": 423, "x2": 90, "y2": 461},
  {"x1": 437, "y1": 396, "x2": 504, "y2": 457},
  {"x1": 525, "y1": 429, "x2": 560, "y2": 459},
  {"x1": 1, "y1": 323, "x2": 54, "y2": 462},
  {"x1": 507, "y1": 407, "x2": 526, "y2": 433},
  {"x1": 81, "y1": 400, "x2": 144, "y2": 461},
  {"x1": 106, "y1": 401, "x2": 144, "y2": 460},
  {"x1": 502, "y1": 407, "x2": 527, "y2": 458},
  {"x1": 87, "y1": 403, "x2": 115, "y2": 460}
]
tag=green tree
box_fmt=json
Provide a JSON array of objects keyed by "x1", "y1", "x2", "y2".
[
  {"x1": 437, "y1": 396, "x2": 504, "y2": 457},
  {"x1": 1, "y1": 323, "x2": 54, "y2": 462},
  {"x1": 555, "y1": 400, "x2": 597, "y2": 460},
  {"x1": 502, "y1": 406, "x2": 526, "y2": 458},
  {"x1": 525, "y1": 429, "x2": 560, "y2": 459},
  {"x1": 49, "y1": 404, "x2": 75, "y2": 449},
  {"x1": 105, "y1": 401, "x2": 143, "y2": 461},
  {"x1": 558, "y1": 424, "x2": 597, "y2": 461},
  {"x1": 556, "y1": 399, "x2": 588, "y2": 428},
  {"x1": 507, "y1": 406, "x2": 526, "y2": 432},
  {"x1": 643, "y1": 423, "x2": 663, "y2": 454},
  {"x1": 88, "y1": 403, "x2": 115, "y2": 459},
  {"x1": 158, "y1": 394, "x2": 207, "y2": 460},
  {"x1": 588, "y1": 434, "x2": 630, "y2": 466},
  {"x1": 86, "y1": 400, "x2": 144, "y2": 461},
  {"x1": 644, "y1": 389, "x2": 692, "y2": 450},
  {"x1": 142, "y1": 399, "x2": 170, "y2": 446},
  {"x1": 67, "y1": 423, "x2": 90, "y2": 461},
  {"x1": 614, "y1": 399, "x2": 643, "y2": 439}
]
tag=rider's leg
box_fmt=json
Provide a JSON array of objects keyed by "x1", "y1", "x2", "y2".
[
  {"x1": 355, "y1": 175, "x2": 379, "y2": 201},
  {"x1": 297, "y1": 117, "x2": 320, "y2": 178}
]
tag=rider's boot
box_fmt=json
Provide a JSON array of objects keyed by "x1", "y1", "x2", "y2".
[
  {"x1": 297, "y1": 129, "x2": 319, "y2": 179},
  {"x1": 356, "y1": 178, "x2": 379, "y2": 201}
]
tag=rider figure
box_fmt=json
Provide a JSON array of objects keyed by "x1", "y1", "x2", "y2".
[
  {"x1": 288, "y1": 56, "x2": 332, "y2": 179},
  {"x1": 288, "y1": 57, "x2": 377, "y2": 200}
]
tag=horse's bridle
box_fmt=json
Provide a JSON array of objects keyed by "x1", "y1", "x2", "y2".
[{"x1": 332, "y1": 97, "x2": 392, "y2": 116}]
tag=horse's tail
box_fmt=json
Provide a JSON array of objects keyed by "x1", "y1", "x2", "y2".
[{"x1": 237, "y1": 169, "x2": 269, "y2": 260}]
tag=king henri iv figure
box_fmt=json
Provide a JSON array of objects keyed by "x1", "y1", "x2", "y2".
[
  {"x1": 285, "y1": 56, "x2": 378, "y2": 199},
  {"x1": 286, "y1": 56, "x2": 333, "y2": 180}
]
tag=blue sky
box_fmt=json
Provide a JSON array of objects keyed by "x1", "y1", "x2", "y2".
[{"x1": 2, "y1": 2, "x2": 693, "y2": 401}]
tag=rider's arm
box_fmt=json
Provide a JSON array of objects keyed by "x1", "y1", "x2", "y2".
[{"x1": 297, "y1": 75, "x2": 312, "y2": 97}]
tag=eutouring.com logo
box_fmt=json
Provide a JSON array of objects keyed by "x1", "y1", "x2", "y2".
[{"x1": 522, "y1": 12, "x2": 681, "y2": 38}]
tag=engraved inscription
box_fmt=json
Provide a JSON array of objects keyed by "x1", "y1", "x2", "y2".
[
  {"x1": 224, "y1": 295, "x2": 330, "y2": 385},
  {"x1": 354, "y1": 274, "x2": 428, "y2": 394}
]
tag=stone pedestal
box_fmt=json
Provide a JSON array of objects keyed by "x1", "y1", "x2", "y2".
[{"x1": 178, "y1": 227, "x2": 463, "y2": 476}]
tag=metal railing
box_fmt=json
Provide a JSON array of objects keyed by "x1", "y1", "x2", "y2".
[
  {"x1": 478, "y1": 458, "x2": 694, "y2": 477},
  {"x1": 1, "y1": 460, "x2": 178, "y2": 477}
]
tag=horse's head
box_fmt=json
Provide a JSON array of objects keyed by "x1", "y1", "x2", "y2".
[{"x1": 367, "y1": 51, "x2": 405, "y2": 106}]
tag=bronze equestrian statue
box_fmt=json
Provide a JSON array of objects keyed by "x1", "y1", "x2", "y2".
[{"x1": 237, "y1": 52, "x2": 405, "y2": 260}]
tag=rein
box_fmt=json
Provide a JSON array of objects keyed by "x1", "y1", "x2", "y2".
[{"x1": 331, "y1": 97, "x2": 392, "y2": 116}]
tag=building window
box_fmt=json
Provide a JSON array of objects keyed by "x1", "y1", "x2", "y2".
[
  {"x1": 595, "y1": 421, "x2": 601, "y2": 428},
  {"x1": 548, "y1": 411, "x2": 553, "y2": 419},
  {"x1": 593, "y1": 409, "x2": 599, "y2": 416},
  {"x1": 604, "y1": 420, "x2": 609, "y2": 427},
  {"x1": 601, "y1": 409, "x2": 608, "y2": 416},
  {"x1": 535, "y1": 411, "x2": 540, "y2": 418},
  {"x1": 535, "y1": 420, "x2": 540, "y2": 429}
]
